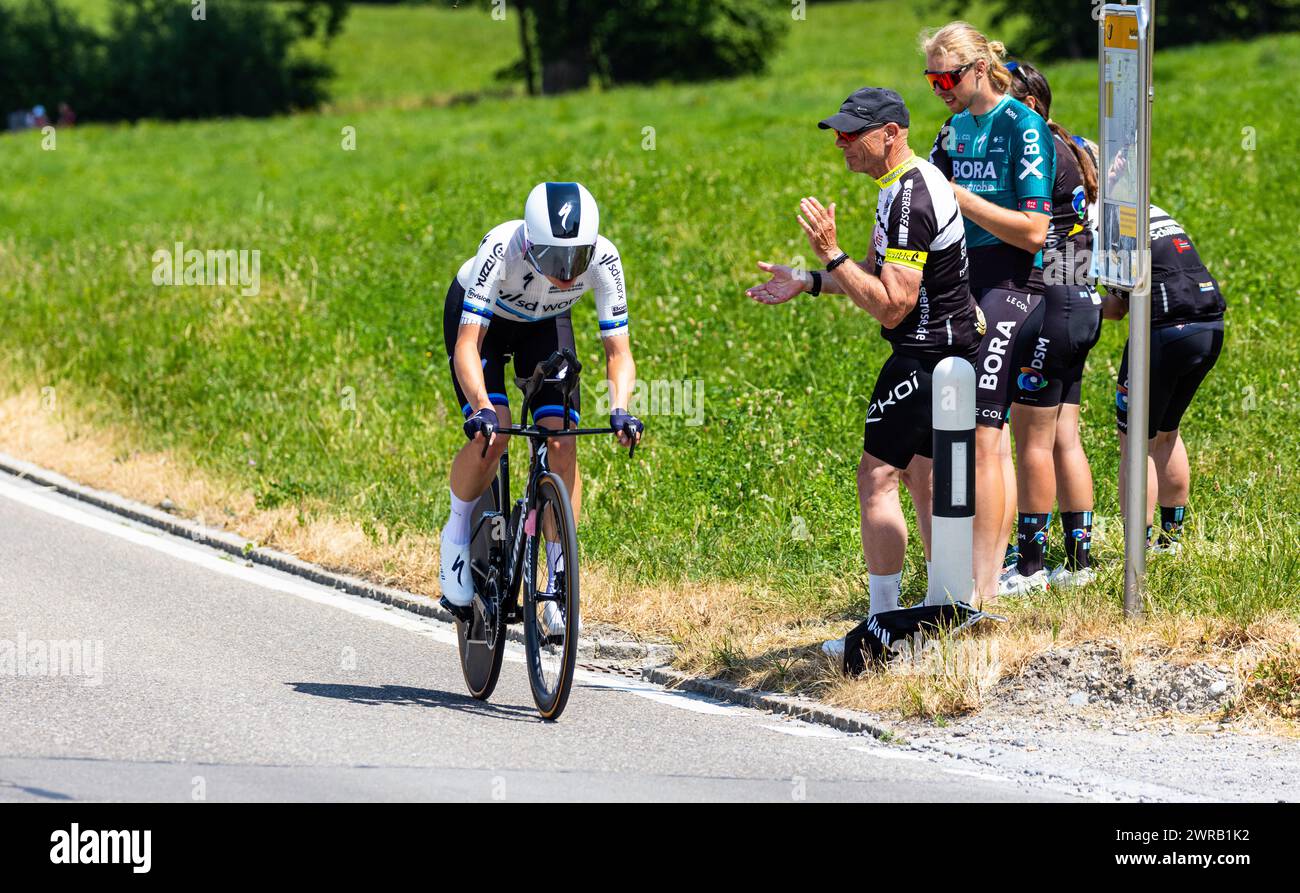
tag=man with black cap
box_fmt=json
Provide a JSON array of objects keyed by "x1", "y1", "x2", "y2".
[{"x1": 747, "y1": 87, "x2": 985, "y2": 657}]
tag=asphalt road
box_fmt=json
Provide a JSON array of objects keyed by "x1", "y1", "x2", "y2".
[{"x1": 0, "y1": 470, "x2": 1070, "y2": 802}]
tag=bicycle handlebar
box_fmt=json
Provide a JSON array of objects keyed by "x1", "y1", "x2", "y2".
[
  {"x1": 475, "y1": 348, "x2": 638, "y2": 458},
  {"x1": 480, "y1": 423, "x2": 638, "y2": 458}
]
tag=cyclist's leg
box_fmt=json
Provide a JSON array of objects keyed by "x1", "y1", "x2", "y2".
[
  {"x1": 901, "y1": 454, "x2": 933, "y2": 561},
  {"x1": 858, "y1": 450, "x2": 906, "y2": 572},
  {"x1": 973, "y1": 425, "x2": 1005, "y2": 604},
  {"x1": 1053, "y1": 340, "x2": 1097, "y2": 569},
  {"x1": 973, "y1": 287, "x2": 1038, "y2": 602},
  {"x1": 1011, "y1": 288, "x2": 1072, "y2": 513},
  {"x1": 1003, "y1": 298, "x2": 1053, "y2": 574},
  {"x1": 1149, "y1": 321, "x2": 1222, "y2": 541},
  {"x1": 1151, "y1": 429, "x2": 1189, "y2": 506},
  {"x1": 998, "y1": 424, "x2": 1015, "y2": 547},
  {"x1": 441, "y1": 282, "x2": 512, "y2": 603},
  {"x1": 1115, "y1": 337, "x2": 1166, "y2": 532},
  {"x1": 1010, "y1": 403, "x2": 1059, "y2": 514},
  {"x1": 1052, "y1": 293, "x2": 1101, "y2": 514},
  {"x1": 444, "y1": 284, "x2": 513, "y2": 505},
  {"x1": 860, "y1": 352, "x2": 933, "y2": 614},
  {"x1": 1053, "y1": 403, "x2": 1092, "y2": 510},
  {"x1": 449, "y1": 403, "x2": 512, "y2": 501}
]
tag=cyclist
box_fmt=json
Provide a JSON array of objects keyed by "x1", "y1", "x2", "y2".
[
  {"x1": 439, "y1": 182, "x2": 644, "y2": 633},
  {"x1": 922, "y1": 21, "x2": 1055, "y2": 604},
  {"x1": 1104, "y1": 207, "x2": 1226, "y2": 553},
  {"x1": 746, "y1": 87, "x2": 984, "y2": 644},
  {"x1": 1002, "y1": 60, "x2": 1104, "y2": 590}
]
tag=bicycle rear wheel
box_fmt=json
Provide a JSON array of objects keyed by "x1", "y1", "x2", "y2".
[
  {"x1": 522, "y1": 472, "x2": 580, "y2": 721},
  {"x1": 456, "y1": 480, "x2": 507, "y2": 700}
]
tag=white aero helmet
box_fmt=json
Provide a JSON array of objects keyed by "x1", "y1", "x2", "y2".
[{"x1": 523, "y1": 181, "x2": 599, "y2": 280}]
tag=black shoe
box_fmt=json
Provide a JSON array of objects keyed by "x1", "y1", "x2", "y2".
[{"x1": 439, "y1": 596, "x2": 473, "y2": 623}]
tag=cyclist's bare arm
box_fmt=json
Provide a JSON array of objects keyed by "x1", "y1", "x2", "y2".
[
  {"x1": 453, "y1": 323, "x2": 493, "y2": 413},
  {"x1": 825, "y1": 257, "x2": 921, "y2": 328},
  {"x1": 802, "y1": 206, "x2": 920, "y2": 327},
  {"x1": 603, "y1": 334, "x2": 637, "y2": 443}
]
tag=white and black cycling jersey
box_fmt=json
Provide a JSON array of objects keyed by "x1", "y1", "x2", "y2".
[
  {"x1": 455, "y1": 220, "x2": 629, "y2": 338},
  {"x1": 869, "y1": 155, "x2": 982, "y2": 357}
]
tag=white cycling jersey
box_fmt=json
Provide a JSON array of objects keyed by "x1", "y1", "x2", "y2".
[{"x1": 455, "y1": 220, "x2": 629, "y2": 338}]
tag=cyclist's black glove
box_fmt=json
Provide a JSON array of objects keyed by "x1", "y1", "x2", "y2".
[
  {"x1": 610, "y1": 408, "x2": 643, "y2": 442},
  {"x1": 463, "y1": 407, "x2": 499, "y2": 442}
]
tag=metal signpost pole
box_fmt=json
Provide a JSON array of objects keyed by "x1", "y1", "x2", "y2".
[{"x1": 1099, "y1": 1, "x2": 1154, "y2": 618}]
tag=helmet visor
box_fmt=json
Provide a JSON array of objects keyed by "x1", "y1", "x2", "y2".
[{"x1": 526, "y1": 243, "x2": 595, "y2": 281}]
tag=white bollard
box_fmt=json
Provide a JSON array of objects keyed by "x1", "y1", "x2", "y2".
[{"x1": 927, "y1": 356, "x2": 976, "y2": 606}]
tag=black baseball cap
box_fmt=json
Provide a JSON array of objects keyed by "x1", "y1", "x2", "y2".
[{"x1": 818, "y1": 87, "x2": 910, "y2": 133}]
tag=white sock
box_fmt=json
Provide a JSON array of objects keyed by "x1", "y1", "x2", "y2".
[
  {"x1": 868, "y1": 572, "x2": 902, "y2": 617},
  {"x1": 444, "y1": 489, "x2": 475, "y2": 546},
  {"x1": 925, "y1": 560, "x2": 938, "y2": 601}
]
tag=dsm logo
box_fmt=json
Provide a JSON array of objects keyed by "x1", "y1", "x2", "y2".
[
  {"x1": 1017, "y1": 367, "x2": 1048, "y2": 392},
  {"x1": 1071, "y1": 185, "x2": 1087, "y2": 218}
]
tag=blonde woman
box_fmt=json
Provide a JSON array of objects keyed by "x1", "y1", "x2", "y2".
[{"x1": 921, "y1": 22, "x2": 1056, "y2": 601}]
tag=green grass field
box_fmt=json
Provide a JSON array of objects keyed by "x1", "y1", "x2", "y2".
[
  {"x1": 51, "y1": 0, "x2": 521, "y2": 108},
  {"x1": 1, "y1": 1, "x2": 1298, "y2": 633}
]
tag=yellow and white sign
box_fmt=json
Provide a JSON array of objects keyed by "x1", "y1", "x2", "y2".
[{"x1": 1098, "y1": 4, "x2": 1150, "y2": 289}]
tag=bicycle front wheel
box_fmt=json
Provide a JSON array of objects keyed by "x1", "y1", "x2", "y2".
[{"x1": 523, "y1": 472, "x2": 580, "y2": 721}]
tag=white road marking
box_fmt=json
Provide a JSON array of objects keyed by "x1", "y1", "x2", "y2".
[
  {"x1": 0, "y1": 475, "x2": 758, "y2": 719},
  {"x1": 761, "y1": 722, "x2": 846, "y2": 739}
]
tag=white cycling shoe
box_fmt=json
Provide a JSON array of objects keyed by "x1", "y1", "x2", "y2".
[
  {"x1": 439, "y1": 530, "x2": 474, "y2": 607},
  {"x1": 821, "y1": 638, "x2": 846, "y2": 660},
  {"x1": 1150, "y1": 541, "x2": 1183, "y2": 557},
  {"x1": 998, "y1": 562, "x2": 1020, "y2": 588},
  {"x1": 997, "y1": 568, "x2": 1049, "y2": 597},
  {"x1": 1047, "y1": 565, "x2": 1096, "y2": 588},
  {"x1": 540, "y1": 600, "x2": 581, "y2": 638}
]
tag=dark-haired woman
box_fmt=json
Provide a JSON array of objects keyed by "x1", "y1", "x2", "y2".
[{"x1": 1000, "y1": 60, "x2": 1104, "y2": 591}]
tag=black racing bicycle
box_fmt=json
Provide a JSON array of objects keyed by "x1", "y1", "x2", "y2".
[{"x1": 441, "y1": 348, "x2": 636, "y2": 721}]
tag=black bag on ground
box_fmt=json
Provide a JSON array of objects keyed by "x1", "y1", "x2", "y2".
[{"x1": 842, "y1": 602, "x2": 993, "y2": 676}]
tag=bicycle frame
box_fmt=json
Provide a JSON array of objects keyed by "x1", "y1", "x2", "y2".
[{"x1": 467, "y1": 348, "x2": 620, "y2": 626}]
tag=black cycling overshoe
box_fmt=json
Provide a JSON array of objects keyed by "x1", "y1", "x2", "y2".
[{"x1": 439, "y1": 596, "x2": 473, "y2": 624}]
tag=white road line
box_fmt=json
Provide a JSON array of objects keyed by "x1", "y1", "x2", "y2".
[
  {"x1": 761, "y1": 722, "x2": 846, "y2": 739},
  {"x1": 0, "y1": 475, "x2": 757, "y2": 719}
]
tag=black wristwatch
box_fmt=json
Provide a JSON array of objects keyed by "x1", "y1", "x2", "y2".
[
  {"x1": 826, "y1": 252, "x2": 851, "y2": 273},
  {"x1": 809, "y1": 270, "x2": 822, "y2": 296}
]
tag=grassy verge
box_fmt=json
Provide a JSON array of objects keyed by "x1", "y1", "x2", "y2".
[{"x1": 1, "y1": 1, "x2": 1298, "y2": 721}]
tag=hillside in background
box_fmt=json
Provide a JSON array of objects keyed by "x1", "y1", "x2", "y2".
[{"x1": 1, "y1": 2, "x2": 1297, "y2": 653}]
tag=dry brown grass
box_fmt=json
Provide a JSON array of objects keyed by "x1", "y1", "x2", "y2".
[{"x1": 3, "y1": 383, "x2": 1297, "y2": 728}]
